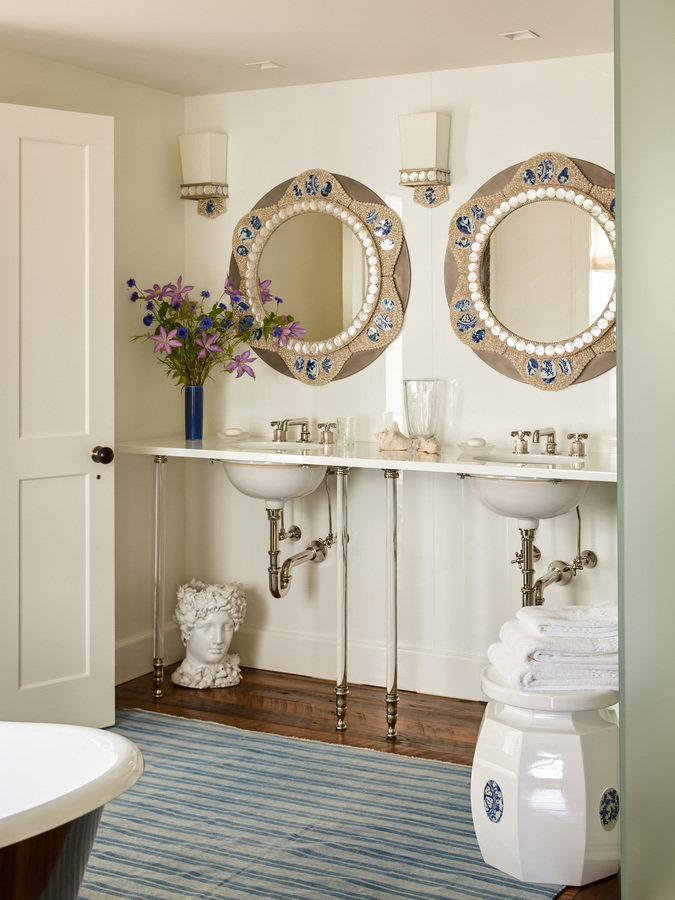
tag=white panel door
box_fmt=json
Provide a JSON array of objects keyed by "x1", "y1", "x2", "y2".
[{"x1": 0, "y1": 103, "x2": 115, "y2": 726}]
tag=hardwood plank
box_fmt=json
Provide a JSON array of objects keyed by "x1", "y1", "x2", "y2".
[{"x1": 116, "y1": 666, "x2": 619, "y2": 899}]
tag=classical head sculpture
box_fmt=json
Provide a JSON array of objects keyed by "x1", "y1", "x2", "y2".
[{"x1": 171, "y1": 579, "x2": 247, "y2": 689}]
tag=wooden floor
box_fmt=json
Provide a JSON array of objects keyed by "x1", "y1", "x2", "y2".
[{"x1": 117, "y1": 665, "x2": 619, "y2": 900}]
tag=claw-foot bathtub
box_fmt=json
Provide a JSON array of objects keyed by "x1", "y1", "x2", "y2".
[{"x1": 0, "y1": 721, "x2": 143, "y2": 900}]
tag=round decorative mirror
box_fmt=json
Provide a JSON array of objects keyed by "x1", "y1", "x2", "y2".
[
  {"x1": 230, "y1": 169, "x2": 411, "y2": 385},
  {"x1": 445, "y1": 152, "x2": 616, "y2": 390}
]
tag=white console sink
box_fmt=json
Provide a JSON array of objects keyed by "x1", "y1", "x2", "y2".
[
  {"x1": 469, "y1": 473, "x2": 588, "y2": 528},
  {"x1": 222, "y1": 459, "x2": 327, "y2": 508}
]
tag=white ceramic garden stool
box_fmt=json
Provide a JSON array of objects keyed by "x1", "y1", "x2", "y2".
[{"x1": 470, "y1": 665, "x2": 620, "y2": 887}]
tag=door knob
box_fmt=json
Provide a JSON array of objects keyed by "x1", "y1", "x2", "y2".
[{"x1": 91, "y1": 445, "x2": 114, "y2": 464}]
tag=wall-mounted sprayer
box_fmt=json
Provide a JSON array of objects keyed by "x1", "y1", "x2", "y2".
[{"x1": 266, "y1": 472, "x2": 336, "y2": 598}]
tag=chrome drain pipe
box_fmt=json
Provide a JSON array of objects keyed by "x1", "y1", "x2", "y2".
[{"x1": 266, "y1": 507, "x2": 329, "y2": 599}]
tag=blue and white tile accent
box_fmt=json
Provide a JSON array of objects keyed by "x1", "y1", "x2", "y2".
[
  {"x1": 457, "y1": 313, "x2": 477, "y2": 333},
  {"x1": 374, "y1": 312, "x2": 393, "y2": 332},
  {"x1": 306, "y1": 358, "x2": 319, "y2": 380},
  {"x1": 599, "y1": 788, "x2": 620, "y2": 831},
  {"x1": 483, "y1": 780, "x2": 504, "y2": 823}
]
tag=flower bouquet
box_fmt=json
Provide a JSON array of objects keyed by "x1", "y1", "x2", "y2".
[{"x1": 128, "y1": 274, "x2": 305, "y2": 438}]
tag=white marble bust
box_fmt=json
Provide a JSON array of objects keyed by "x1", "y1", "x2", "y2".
[{"x1": 171, "y1": 580, "x2": 247, "y2": 689}]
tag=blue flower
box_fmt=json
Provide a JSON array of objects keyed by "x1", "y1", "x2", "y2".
[
  {"x1": 126, "y1": 278, "x2": 136, "y2": 287},
  {"x1": 130, "y1": 291, "x2": 140, "y2": 302},
  {"x1": 143, "y1": 313, "x2": 154, "y2": 326},
  {"x1": 200, "y1": 316, "x2": 213, "y2": 330},
  {"x1": 201, "y1": 290, "x2": 210, "y2": 299},
  {"x1": 176, "y1": 326, "x2": 188, "y2": 340},
  {"x1": 145, "y1": 301, "x2": 154, "y2": 310}
]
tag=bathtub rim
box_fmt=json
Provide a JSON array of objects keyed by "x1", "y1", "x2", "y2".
[{"x1": 0, "y1": 721, "x2": 144, "y2": 847}]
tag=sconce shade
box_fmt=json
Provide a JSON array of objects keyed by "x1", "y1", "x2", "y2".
[
  {"x1": 179, "y1": 132, "x2": 228, "y2": 218},
  {"x1": 398, "y1": 112, "x2": 451, "y2": 207},
  {"x1": 398, "y1": 112, "x2": 450, "y2": 170}
]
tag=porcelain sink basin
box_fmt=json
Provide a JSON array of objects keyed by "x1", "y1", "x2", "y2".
[
  {"x1": 233, "y1": 440, "x2": 321, "y2": 454},
  {"x1": 222, "y1": 459, "x2": 327, "y2": 508},
  {"x1": 472, "y1": 450, "x2": 585, "y2": 469},
  {"x1": 469, "y1": 474, "x2": 588, "y2": 528}
]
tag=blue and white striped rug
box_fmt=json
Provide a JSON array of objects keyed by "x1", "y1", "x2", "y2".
[{"x1": 79, "y1": 709, "x2": 563, "y2": 900}]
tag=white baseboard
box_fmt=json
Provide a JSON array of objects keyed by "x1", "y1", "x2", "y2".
[
  {"x1": 116, "y1": 625, "x2": 488, "y2": 702},
  {"x1": 234, "y1": 627, "x2": 487, "y2": 702},
  {"x1": 115, "y1": 626, "x2": 183, "y2": 685}
]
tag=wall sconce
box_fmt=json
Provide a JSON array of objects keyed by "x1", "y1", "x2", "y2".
[
  {"x1": 398, "y1": 112, "x2": 451, "y2": 207},
  {"x1": 179, "y1": 132, "x2": 228, "y2": 218}
]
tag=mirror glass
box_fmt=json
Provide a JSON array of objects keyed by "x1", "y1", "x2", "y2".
[
  {"x1": 257, "y1": 213, "x2": 367, "y2": 341},
  {"x1": 487, "y1": 202, "x2": 615, "y2": 343},
  {"x1": 445, "y1": 153, "x2": 616, "y2": 390},
  {"x1": 230, "y1": 169, "x2": 410, "y2": 385}
]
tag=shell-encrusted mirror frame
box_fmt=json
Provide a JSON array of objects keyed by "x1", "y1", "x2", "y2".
[
  {"x1": 445, "y1": 152, "x2": 616, "y2": 390},
  {"x1": 230, "y1": 169, "x2": 410, "y2": 385}
]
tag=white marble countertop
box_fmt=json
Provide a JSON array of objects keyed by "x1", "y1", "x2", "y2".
[{"x1": 116, "y1": 434, "x2": 617, "y2": 483}]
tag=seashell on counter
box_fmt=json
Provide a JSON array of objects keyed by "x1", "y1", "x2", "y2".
[
  {"x1": 415, "y1": 437, "x2": 441, "y2": 454},
  {"x1": 374, "y1": 422, "x2": 413, "y2": 451}
]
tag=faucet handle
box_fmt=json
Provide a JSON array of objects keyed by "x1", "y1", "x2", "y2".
[
  {"x1": 318, "y1": 422, "x2": 337, "y2": 445},
  {"x1": 567, "y1": 433, "x2": 588, "y2": 457},
  {"x1": 510, "y1": 430, "x2": 531, "y2": 454},
  {"x1": 270, "y1": 420, "x2": 285, "y2": 442}
]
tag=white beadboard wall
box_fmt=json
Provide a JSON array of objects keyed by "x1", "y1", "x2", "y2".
[{"x1": 168, "y1": 53, "x2": 617, "y2": 701}]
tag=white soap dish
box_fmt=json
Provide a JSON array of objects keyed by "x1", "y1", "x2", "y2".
[
  {"x1": 217, "y1": 429, "x2": 248, "y2": 441},
  {"x1": 458, "y1": 441, "x2": 494, "y2": 454}
]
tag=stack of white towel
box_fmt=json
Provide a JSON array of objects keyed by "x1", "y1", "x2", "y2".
[{"x1": 487, "y1": 602, "x2": 618, "y2": 692}]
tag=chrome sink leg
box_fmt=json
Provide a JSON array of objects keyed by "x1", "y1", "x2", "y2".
[
  {"x1": 335, "y1": 466, "x2": 350, "y2": 730},
  {"x1": 384, "y1": 469, "x2": 400, "y2": 738},
  {"x1": 152, "y1": 455, "x2": 168, "y2": 698}
]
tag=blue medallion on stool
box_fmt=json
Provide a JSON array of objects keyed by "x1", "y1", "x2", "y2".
[
  {"x1": 599, "y1": 787, "x2": 620, "y2": 831},
  {"x1": 483, "y1": 779, "x2": 504, "y2": 823}
]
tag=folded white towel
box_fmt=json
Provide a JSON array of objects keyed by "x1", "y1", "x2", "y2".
[
  {"x1": 515, "y1": 603, "x2": 618, "y2": 637},
  {"x1": 499, "y1": 618, "x2": 618, "y2": 665},
  {"x1": 487, "y1": 641, "x2": 619, "y2": 692}
]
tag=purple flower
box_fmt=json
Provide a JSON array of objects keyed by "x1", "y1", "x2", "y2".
[
  {"x1": 258, "y1": 278, "x2": 274, "y2": 305},
  {"x1": 274, "y1": 317, "x2": 307, "y2": 347},
  {"x1": 195, "y1": 331, "x2": 223, "y2": 360},
  {"x1": 143, "y1": 282, "x2": 173, "y2": 303},
  {"x1": 225, "y1": 349, "x2": 257, "y2": 378},
  {"x1": 166, "y1": 275, "x2": 194, "y2": 307},
  {"x1": 150, "y1": 326, "x2": 182, "y2": 354},
  {"x1": 223, "y1": 275, "x2": 244, "y2": 306}
]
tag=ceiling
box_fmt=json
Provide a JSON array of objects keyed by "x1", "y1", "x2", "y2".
[{"x1": 0, "y1": 0, "x2": 613, "y2": 97}]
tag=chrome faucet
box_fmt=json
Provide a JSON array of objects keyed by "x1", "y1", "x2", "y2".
[
  {"x1": 532, "y1": 427, "x2": 557, "y2": 455},
  {"x1": 270, "y1": 418, "x2": 311, "y2": 442}
]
